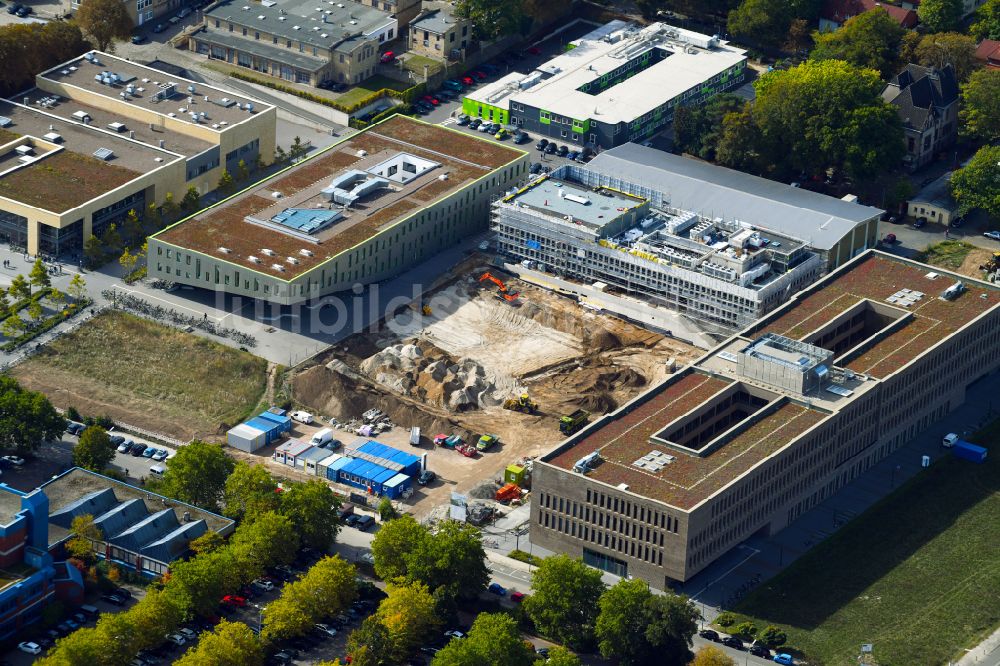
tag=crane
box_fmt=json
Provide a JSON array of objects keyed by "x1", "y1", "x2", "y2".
[{"x1": 478, "y1": 271, "x2": 520, "y2": 302}]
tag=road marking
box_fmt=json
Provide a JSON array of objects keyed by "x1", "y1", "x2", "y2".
[
  {"x1": 689, "y1": 544, "x2": 761, "y2": 602},
  {"x1": 440, "y1": 117, "x2": 457, "y2": 126}
]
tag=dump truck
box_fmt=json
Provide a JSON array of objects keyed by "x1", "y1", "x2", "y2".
[
  {"x1": 495, "y1": 483, "x2": 521, "y2": 502},
  {"x1": 560, "y1": 409, "x2": 590, "y2": 435},
  {"x1": 476, "y1": 434, "x2": 499, "y2": 452},
  {"x1": 503, "y1": 393, "x2": 539, "y2": 414}
]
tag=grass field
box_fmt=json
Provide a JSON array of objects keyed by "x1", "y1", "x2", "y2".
[
  {"x1": 721, "y1": 419, "x2": 1000, "y2": 665},
  {"x1": 11, "y1": 311, "x2": 268, "y2": 441},
  {"x1": 336, "y1": 75, "x2": 411, "y2": 107},
  {"x1": 921, "y1": 240, "x2": 974, "y2": 270}
]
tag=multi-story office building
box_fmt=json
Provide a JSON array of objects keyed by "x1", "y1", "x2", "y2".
[
  {"x1": 0, "y1": 51, "x2": 275, "y2": 257},
  {"x1": 148, "y1": 115, "x2": 528, "y2": 304},
  {"x1": 531, "y1": 251, "x2": 1000, "y2": 586},
  {"x1": 491, "y1": 146, "x2": 881, "y2": 331},
  {"x1": 462, "y1": 21, "x2": 746, "y2": 149},
  {"x1": 193, "y1": 0, "x2": 397, "y2": 86}
]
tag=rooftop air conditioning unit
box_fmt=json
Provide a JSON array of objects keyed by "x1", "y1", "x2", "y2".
[
  {"x1": 261, "y1": 248, "x2": 276, "y2": 256},
  {"x1": 248, "y1": 256, "x2": 260, "y2": 263},
  {"x1": 286, "y1": 257, "x2": 300, "y2": 264},
  {"x1": 218, "y1": 247, "x2": 231, "y2": 253},
  {"x1": 299, "y1": 248, "x2": 314, "y2": 257},
  {"x1": 271, "y1": 264, "x2": 285, "y2": 272}
]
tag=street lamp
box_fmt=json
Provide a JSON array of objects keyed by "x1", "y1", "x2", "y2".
[{"x1": 255, "y1": 604, "x2": 267, "y2": 635}]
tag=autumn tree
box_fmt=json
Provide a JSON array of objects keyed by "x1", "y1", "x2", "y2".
[
  {"x1": 810, "y1": 8, "x2": 906, "y2": 78},
  {"x1": 376, "y1": 581, "x2": 441, "y2": 661},
  {"x1": 76, "y1": 0, "x2": 133, "y2": 53},
  {"x1": 73, "y1": 426, "x2": 116, "y2": 472},
  {"x1": 690, "y1": 645, "x2": 736, "y2": 666},
  {"x1": 911, "y1": 33, "x2": 978, "y2": 82},
  {"x1": 66, "y1": 514, "x2": 103, "y2": 561},
  {"x1": 174, "y1": 620, "x2": 264, "y2": 666},
  {"x1": 223, "y1": 462, "x2": 281, "y2": 522}
]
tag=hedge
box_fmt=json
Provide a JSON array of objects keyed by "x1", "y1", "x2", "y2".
[
  {"x1": 227, "y1": 70, "x2": 425, "y2": 114},
  {"x1": 1, "y1": 287, "x2": 52, "y2": 324},
  {"x1": 350, "y1": 103, "x2": 413, "y2": 130},
  {"x1": 1, "y1": 298, "x2": 91, "y2": 351}
]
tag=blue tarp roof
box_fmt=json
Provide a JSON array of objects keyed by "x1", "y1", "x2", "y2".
[
  {"x1": 358, "y1": 440, "x2": 420, "y2": 468},
  {"x1": 327, "y1": 456, "x2": 352, "y2": 472},
  {"x1": 341, "y1": 458, "x2": 398, "y2": 484}
]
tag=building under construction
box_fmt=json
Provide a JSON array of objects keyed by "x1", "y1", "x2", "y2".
[{"x1": 490, "y1": 145, "x2": 883, "y2": 332}]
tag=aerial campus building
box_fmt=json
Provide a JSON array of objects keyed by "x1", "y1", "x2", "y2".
[
  {"x1": 530, "y1": 251, "x2": 1000, "y2": 586},
  {"x1": 148, "y1": 115, "x2": 528, "y2": 304},
  {"x1": 491, "y1": 145, "x2": 883, "y2": 332},
  {"x1": 463, "y1": 21, "x2": 747, "y2": 149},
  {"x1": 0, "y1": 51, "x2": 275, "y2": 257}
]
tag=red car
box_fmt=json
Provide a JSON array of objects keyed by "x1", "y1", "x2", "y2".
[
  {"x1": 422, "y1": 95, "x2": 440, "y2": 106},
  {"x1": 379, "y1": 50, "x2": 395, "y2": 64},
  {"x1": 527, "y1": 46, "x2": 541, "y2": 55},
  {"x1": 221, "y1": 595, "x2": 247, "y2": 607},
  {"x1": 461, "y1": 75, "x2": 475, "y2": 86},
  {"x1": 510, "y1": 591, "x2": 526, "y2": 603},
  {"x1": 472, "y1": 70, "x2": 487, "y2": 80}
]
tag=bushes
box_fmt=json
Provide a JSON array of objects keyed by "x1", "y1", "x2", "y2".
[
  {"x1": 715, "y1": 611, "x2": 738, "y2": 627},
  {"x1": 507, "y1": 549, "x2": 545, "y2": 567},
  {"x1": 1, "y1": 298, "x2": 91, "y2": 352},
  {"x1": 226, "y1": 69, "x2": 424, "y2": 115}
]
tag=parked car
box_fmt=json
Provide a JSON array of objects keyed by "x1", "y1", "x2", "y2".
[
  {"x1": 315, "y1": 623, "x2": 338, "y2": 637},
  {"x1": 566, "y1": 150, "x2": 579, "y2": 160},
  {"x1": 535, "y1": 647, "x2": 550, "y2": 658},
  {"x1": 221, "y1": 595, "x2": 247, "y2": 607},
  {"x1": 102, "y1": 593, "x2": 125, "y2": 605},
  {"x1": 487, "y1": 582, "x2": 506, "y2": 596},
  {"x1": 443, "y1": 79, "x2": 464, "y2": 91},
  {"x1": 468, "y1": 118, "x2": 482, "y2": 130},
  {"x1": 380, "y1": 50, "x2": 396, "y2": 64},
  {"x1": 480, "y1": 63, "x2": 499, "y2": 75},
  {"x1": 354, "y1": 515, "x2": 375, "y2": 531},
  {"x1": 750, "y1": 644, "x2": 771, "y2": 658},
  {"x1": 15, "y1": 5, "x2": 31, "y2": 16},
  {"x1": 254, "y1": 578, "x2": 275, "y2": 591},
  {"x1": 417, "y1": 470, "x2": 436, "y2": 485},
  {"x1": 461, "y1": 75, "x2": 475, "y2": 86},
  {"x1": 514, "y1": 132, "x2": 531, "y2": 144},
  {"x1": 698, "y1": 629, "x2": 720, "y2": 641},
  {"x1": 444, "y1": 630, "x2": 465, "y2": 640},
  {"x1": 984, "y1": 231, "x2": 1000, "y2": 241},
  {"x1": 142, "y1": 446, "x2": 157, "y2": 458},
  {"x1": 544, "y1": 143, "x2": 557, "y2": 154},
  {"x1": 18, "y1": 642, "x2": 42, "y2": 655},
  {"x1": 177, "y1": 6, "x2": 191, "y2": 17},
  {"x1": 510, "y1": 591, "x2": 525, "y2": 602},
  {"x1": 883, "y1": 233, "x2": 897, "y2": 244},
  {"x1": 152, "y1": 448, "x2": 168, "y2": 461},
  {"x1": 422, "y1": 95, "x2": 439, "y2": 106},
  {"x1": 166, "y1": 634, "x2": 186, "y2": 646},
  {"x1": 6, "y1": 4, "x2": 24, "y2": 14},
  {"x1": 494, "y1": 128, "x2": 508, "y2": 140},
  {"x1": 912, "y1": 217, "x2": 926, "y2": 229},
  {"x1": 130, "y1": 442, "x2": 147, "y2": 456},
  {"x1": 178, "y1": 628, "x2": 198, "y2": 641},
  {"x1": 773, "y1": 654, "x2": 794, "y2": 665},
  {"x1": 290, "y1": 411, "x2": 314, "y2": 424},
  {"x1": 456, "y1": 114, "x2": 470, "y2": 125},
  {"x1": 2, "y1": 455, "x2": 24, "y2": 467},
  {"x1": 114, "y1": 586, "x2": 133, "y2": 599},
  {"x1": 950, "y1": 216, "x2": 963, "y2": 228},
  {"x1": 535, "y1": 138, "x2": 549, "y2": 150},
  {"x1": 557, "y1": 145, "x2": 569, "y2": 157},
  {"x1": 721, "y1": 636, "x2": 744, "y2": 650},
  {"x1": 109, "y1": 435, "x2": 126, "y2": 446},
  {"x1": 151, "y1": 23, "x2": 166, "y2": 33},
  {"x1": 66, "y1": 421, "x2": 85, "y2": 436}
]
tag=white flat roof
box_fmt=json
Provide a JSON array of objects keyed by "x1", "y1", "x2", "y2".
[
  {"x1": 471, "y1": 22, "x2": 745, "y2": 125},
  {"x1": 465, "y1": 72, "x2": 526, "y2": 111}
]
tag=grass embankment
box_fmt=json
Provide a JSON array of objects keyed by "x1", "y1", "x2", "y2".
[
  {"x1": 11, "y1": 311, "x2": 267, "y2": 440},
  {"x1": 921, "y1": 240, "x2": 975, "y2": 270},
  {"x1": 722, "y1": 418, "x2": 1000, "y2": 665}
]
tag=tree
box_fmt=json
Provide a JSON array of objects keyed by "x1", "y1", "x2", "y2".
[
  {"x1": 68, "y1": 273, "x2": 87, "y2": 302},
  {"x1": 229, "y1": 511, "x2": 299, "y2": 577},
  {"x1": 371, "y1": 514, "x2": 428, "y2": 581},
  {"x1": 218, "y1": 169, "x2": 236, "y2": 194},
  {"x1": 73, "y1": 426, "x2": 115, "y2": 472},
  {"x1": 122, "y1": 208, "x2": 143, "y2": 246},
  {"x1": 274, "y1": 145, "x2": 289, "y2": 165},
  {"x1": 76, "y1": 0, "x2": 133, "y2": 51},
  {"x1": 377, "y1": 496, "x2": 398, "y2": 522},
  {"x1": 237, "y1": 159, "x2": 250, "y2": 182},
  {"x1": 166, "y1": 547, "x2": 242, "y2": 617},
  {"x1": 119, "y1": 248, "x2": 138, "y2": 275},
  {"x1": 758, "y1": 625, "x2": 787, "y2": 648},
  {"x1": 784, "y1": 17, "x2": 812, "y2": 53},
  {"x1": 0, "y1": 22, "x2": 88, "y2": 96},
  {"x1": 751, "y1": 60, "x2": 903, "y2": 180},
  {"x1": 29, "y1": 257, "x2": 50, "y2": 292},
  {"x1": 960, "y1": 69, "x2": 1000, "y2": 142},
  {"x1": 66, "y1": 514, "x2": 102, "y2": 561},
  {"x1": 642, "y1": 595, "x2": 700, "y2": 666},
  {"x1": 810, "y1": 9, "x2": 906, "y2": 78},
  {"x1": 542, "y1": 647, "x2": 582, "y2": 666},
  {"x1": 413, "y1": 520, "x2": 489, "y2": 602},
  {"x1": 728, "y1": 0, "x2": 797, "y2": 49},
  {"x1": 189, "y1": 530, "x2": 225, "y2": 555},
  {"x1": 83, "y1": 235, "x2": 104, "y2": 268},
  {"x1": 144, "y1": 202, "x2": 162, "y2": 234},
  {"x1": 155, "y1": 440, "x2": 235, "y2": 511},
  {"x1": 596, "y1": 578, "x2": 659, "y2": 665},
  {"x1": 280, "y1": 478, "x2": 340, "y2": 551},
  {"x1": 454, "y1": 0, "x2": 525, "y2": 40},
  {"x1": 950, "y1": 144, "x2": 1000, "y2": 220},
  {"x1": 971, "y1": 0, "x2": 1000, "y2": 40},
  {"x1": 26, "y1": 300, "x2": 42, "y2": 324},
  {"x1": 262, "y1": 555, "x2": 357, "y2": 643},
  {"x1": 102, "y1": 223, "x2": 123, "y2": 254},
  {"x1": 48, "y1": 289, "x2": 66, "y2": 308},
  {"x1": 126, "y1": 589, "x2": 186, "y2": 651},
  {"x1": 673, "y1": 94, "x2": 746, "y2": 161},
  {"x1": 522, "y1": 554, "x2": 605, "y2": 649},
  {"x1": 8, "y1": 274, "x2": 30, "y2": 301},
  {"x1": 432, "y1": 613, "x2": 535, "y2": 666},
  {"x1": 162, "y1": 191, "x2": 180, "y2": 219},
  {"x1": 0, "y1": 377, "x2": 67, "y2": 453},
  {"x1": 732, "y1": 621, "x2": 757, "y2": 640},
  {"x1": 223, "y1": 462, "x2": 281, "y2": 522},
  {"x1": 377, "y1": 581, "x2": 441, "y2": 661},
  {"x1": 918, "y1": 0, "x2": 963, "y2": 32},
  {"x1": 289, "y1": 136, "x2": 308, "y2": 162},
  {"x1": 346, "y1": 617, "x2": 394, "y2": 666},
  {"x1": 911, "y1": 33, "x2": 978, "y2": 82},
  {"x1": 175, "y1": 620, "x2": 264, "y2": 666},
  {"x1": 690, "y1": 645, "x2": 736, "y2": 666},
  {"x1": 1, "y1": 315, "x2": 24, "y2": 340},
  {"x1": 182, "y1": 186, "x2": 201, "y2": 211},
  {"x1": 715, "y1": 107, "x2": 764, "y2": 173}
]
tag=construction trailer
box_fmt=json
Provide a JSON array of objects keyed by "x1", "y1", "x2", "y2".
[
  {"x1": 227, "y1": 423, "x2": 267, "y2": 453},
  {"x1": 227, "y1": 407, "x2": 293, "y2": 452},
  {"x1": 273, "y1": 439, "x2": 314, "y2": 466},
  {"x1": 298, "y1": 446, "x2": 332, "y2": 473}
]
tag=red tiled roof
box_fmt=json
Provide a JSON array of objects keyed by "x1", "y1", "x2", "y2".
[
  {"x1": 975, "y1": 40, "x2": 1000, "y2": 68},
  {"x1": 821, "y1": 0, "x2": 918, "y2": 28}
]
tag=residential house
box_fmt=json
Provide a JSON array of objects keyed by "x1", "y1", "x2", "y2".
[
  {"x1": 819, "y1": 0, "x2": 918, "y2": 30},
  {"x1": 975, "y1": 39, "x2": 1000, "y2": 69},
  {"x1": 907, "y1": 171, "x2": 958, "y2": 225},
  {"x1": 408, "y1": 1, "x2": 472, "y2": 61},
  {"x1": 882, "y1": 63, "x2": 959, "y2": 171}
]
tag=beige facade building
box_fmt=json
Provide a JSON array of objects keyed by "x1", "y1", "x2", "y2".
[
  {"x1": 148, "y1": 115, "x2": 528, "y2": 304},
  {"x1": 882, "y1": 64, "x2": 959, "y2": 172},
  {"x1": 532, "y1": 251, "x2": 1000, "y2": 586},
  {"x1": 0, "y1": 51, "x2": 275, "y2": 257},
  {"x1": 350, "y1": 0, "x2": 422, "y2": 28},
  {"x1": 408, "y1": 2, "x2": 472, "y2": 61},
  {"x1": 192, "y1": 0, "x2": 397, "y2": 87}
]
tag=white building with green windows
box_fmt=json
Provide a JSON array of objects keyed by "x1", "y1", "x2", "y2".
[{"x1": 462, "y1": 21, "x2": 746, "y2": 149}]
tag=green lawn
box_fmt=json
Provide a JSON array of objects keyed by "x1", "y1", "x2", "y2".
[
  {"x1": 921, "y1": 240, "x2": 975, "y2": 270},
  {"x1": 336, "y1": 75, "x2": 412, "y2": 107},
  {"x1": 721, "y1": 419, "x2": 1000, "y2": 665},
  {"x1": 12, "y1": 311, "x2": 268, "y2": 441}
]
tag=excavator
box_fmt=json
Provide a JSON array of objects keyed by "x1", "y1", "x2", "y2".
[
  {"x1": 478, "y1": 272, "x2": 520, "y2": 302},
  {"x1": 503, "y1": 393, "x2": 539, "y2": 414},
  {"x1": 980, "y1": 252, "x2": 1000, "y2": 275}
]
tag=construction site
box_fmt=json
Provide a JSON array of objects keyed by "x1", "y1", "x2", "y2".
[{"x1": 286, "y1": 255, "x2": 698, "y2": 515}]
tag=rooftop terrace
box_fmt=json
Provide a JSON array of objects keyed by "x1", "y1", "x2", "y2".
[
  {"x1": 548, "y1": 371, "x2": 829, "y2": 509},
  {"x1": 39, "y1": 51, "x2": 271, "y2": 129},
  {"x1": 155, "y1": 115, "x2": 524, "y2": 278},
  {"x1": 755, "y1": 253, "x2": 1000, "y2": 378}
]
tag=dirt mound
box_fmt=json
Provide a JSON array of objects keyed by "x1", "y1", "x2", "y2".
[
  {"x1": 593, "y1": 367, "x2": 646, "y2": 391},
  {"x1": 589, "y1": 328, "x2": 621, "y2": 352},
  {"x1": 576, "y1": 392, "x2": 618, "y2": 414}
]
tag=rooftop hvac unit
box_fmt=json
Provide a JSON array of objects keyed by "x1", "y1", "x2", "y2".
[
  {"x1": 271, "y1": 264, "x2": 286, "y2": 272},
  {"x1": 941, "y1": 281, "x2": 965, "y2": 300},
  {"x1": 14, "y1": 145, "x2": 32, "y2": 156},
  {"x1": 246, "y1": 102, "x2": 253, "y2": 112},
  {"x1": 299, "y1": 248, "x2": 314, "y2": 257},
  {"x1": 286, "y1": 256, "x2": 299, "y2": 264},
  {"x1": 248, "y1": 256, "x2": 260, "y2": 263},
  {"x1": 93, "y1": 147, "x2": 114, "y2": 161},
  {"x1": 218, "y1": 246, "x2": 231, "y2": 253},
  {"x1": 43, "y1": 132, "x2": 63, "y2": 143},
  {"x1": 261, "y1": 248, "x2": 276, "y2": 256}
]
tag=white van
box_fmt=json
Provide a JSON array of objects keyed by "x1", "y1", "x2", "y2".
[
  {"x1": 410, "y1": 426, "x2": 421, "y2": 447},
  {"x1": 311, "y1": 428, "x2": 334, "y2": 447},
  {"x1": 291, "y1": 410, "x2": 314, "y2": 424},
  {"x1": 149, "y1": 464, "x2": 166, "y2": 477}
]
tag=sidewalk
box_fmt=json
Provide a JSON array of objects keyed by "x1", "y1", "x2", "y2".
[{"x1": 957, "y1": 626, "x2": 1000, "y2": 666}]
